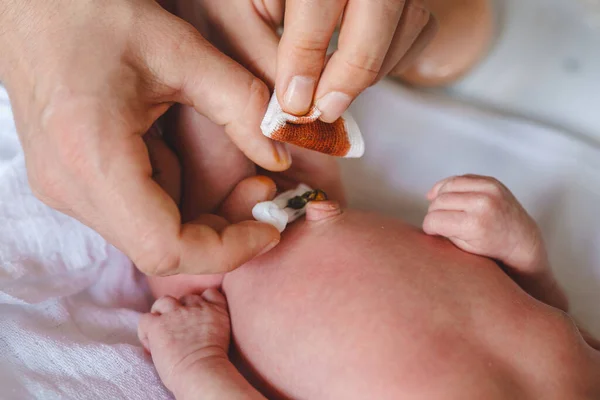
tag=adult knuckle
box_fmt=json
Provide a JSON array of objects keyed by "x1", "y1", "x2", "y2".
[
  {"x1": 129, "y1": 226, "x2": 183, "y2": 276},
  {"x1": 345, "y1": 53, "x2": 383, "y2": 75},
  {"x1": 164, "y1": 23, "x2": 208, "y2": 66},
  {"x1": 288, "y1": 33, "x2": 331, "y2": 56},
  {"x1": 170, "y1": 21, "x2": 206, "y2": 53},
  {"x1": 340, "y1": 53, "x2": 382, "y2": 85},
  {"x1": 248, "y1": 77, "x2": 270, "y2": 109},
  {"x1": 237, "y1": 77, "x2": 270, "y2": 124}
]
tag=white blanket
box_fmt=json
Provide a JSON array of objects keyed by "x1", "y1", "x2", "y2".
[
  {"x1": 0, "y1": 81, "x2": 599, "y2": 399},
  {"x1": 0, "y1": 88, "x2": 170, "y2": 399}
]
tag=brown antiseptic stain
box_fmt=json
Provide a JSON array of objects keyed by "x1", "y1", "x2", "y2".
[{"x1": 270, "y1": 117, "x2": 351, "y2": 157}]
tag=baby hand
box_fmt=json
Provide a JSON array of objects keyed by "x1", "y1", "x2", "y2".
[{"x1": 423, "y1": 175, "x2": 545, "y2": 274}]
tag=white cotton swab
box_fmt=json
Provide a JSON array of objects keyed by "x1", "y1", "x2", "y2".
[{"x1": 252, "y1": 184, "x2": 312, "y2": 233}]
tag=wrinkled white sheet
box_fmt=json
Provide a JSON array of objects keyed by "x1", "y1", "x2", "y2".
[
  {"x1": 0, "y1": 87, "x2": 170, "y2": 399},
  {"x1": 0, "y1": 80, "x2": 599, "y2": 399}
]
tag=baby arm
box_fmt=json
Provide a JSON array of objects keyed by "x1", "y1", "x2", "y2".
[{"x1": 423, "y1": 175, "x2": 569, "y2": 312}]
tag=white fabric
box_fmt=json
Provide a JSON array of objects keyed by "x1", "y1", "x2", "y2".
[
  {"x1": 260, "y1": 92, "x2": 365, "y2": 158},
  {"x1": 0, "y1": 87, "x2": 170, "y2": 399},
  {"x1": 1, "y1": 79, "x2": 600, "y2": 398}
]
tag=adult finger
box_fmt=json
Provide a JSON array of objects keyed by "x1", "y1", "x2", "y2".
[
  {"x1": 378, "y1": 0, "x2": 432, "y2": 78},
  {"x1": 218, "y1": 176, "x2": 277, "y2": 223},
  {"x1": 276, "y1": 0, "x2": 346, "y2": 116},
  {"x1": 27, "y1": 94, "x2": 280, "y2": 278},
  {"x1": 314, "y1": 0, "x2": 404, "y2": 122},
  {"x1": 140, "y1": 6, "x2": 290, "y2": 172},
  {"x1": 191, "y1": 0, "x2": 283, "y2": 86}
]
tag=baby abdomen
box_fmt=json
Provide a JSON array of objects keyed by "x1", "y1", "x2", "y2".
[{"x1": 222, "y1": 212, "x2": 538, "y2": 399}]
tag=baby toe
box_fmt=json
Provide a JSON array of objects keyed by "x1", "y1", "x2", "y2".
[
  {"x1": 180, "y1": 294, "x2": 205, "y2": 308},
  {"x1": 151, "y1": 295, "x2": 181, "y2": 315},
  {"x1": 201, "y1": 288, "x2": 228, "y2": 308}
]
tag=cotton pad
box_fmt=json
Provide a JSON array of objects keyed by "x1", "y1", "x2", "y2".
[
  {"x1": 260, "y1": 92, "x2": 365, "y2": 158},
  {"x1": 251, "y1": 202, "x2": 289, "y2": 233},
  {"x1": 252, "y1": 184, "x2": 315, "y2": 232}
]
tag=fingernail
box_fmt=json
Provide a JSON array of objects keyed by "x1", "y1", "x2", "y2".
[
  {"x1": 316, "y1": 92, "x2": 352, "y2": 123},
  {"x1": 273, "y1": 141, "x2": 292, "y2": 166},
  {"x1": 257, "y1": 239, "x2": 279, "y2": 257},
  {"x1": 283, "y1": 76, "x2": 315, "y2": 115}
]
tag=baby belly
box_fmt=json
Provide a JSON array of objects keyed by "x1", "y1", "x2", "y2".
[{"x1": 222, "y1": 222, "x2": 552, "y2": 399}]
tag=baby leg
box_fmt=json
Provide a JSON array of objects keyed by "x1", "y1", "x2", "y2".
[
  {"x1": 168, "y1": 105, "x2": 257, "y2": 221},
  {"x1": 138, "y1": 289, "x2": 265, "y2": 400},
  {"x1": 147, "y1": 106, "x2": 264, "y2": 296}
]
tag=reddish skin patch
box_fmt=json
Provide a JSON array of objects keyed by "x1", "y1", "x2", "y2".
[{"x1": 271, "y1": 117, "x2": 351, "y2": 157}]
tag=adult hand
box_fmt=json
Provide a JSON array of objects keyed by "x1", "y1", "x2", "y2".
[
  {"x1": 191, "y1": 0, "x2": 437, "y2": 121},
  {"x1": 0, "y1": 0, "x2": 287, "y2": 276}
]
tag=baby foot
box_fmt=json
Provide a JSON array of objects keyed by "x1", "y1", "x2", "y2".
[{"x1": 138, "y1": 289, "x2": 231, "y2": 395}]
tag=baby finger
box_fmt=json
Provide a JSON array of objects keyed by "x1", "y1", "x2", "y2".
[{"x1": 423, "y1": 210, "x2": 469, "y2": 238}]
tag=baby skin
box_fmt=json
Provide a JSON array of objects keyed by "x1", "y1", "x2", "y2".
[{"x1": 139, "y1": 108, "x2": 600, "y2": 399}]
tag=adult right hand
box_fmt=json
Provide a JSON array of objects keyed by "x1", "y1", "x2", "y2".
[
  {"x1": 0, "y1": 0, "x2": 287, "y2": 276},
  {"x1": 192, "y1": 0, "x2": 436, "y2": 121}
]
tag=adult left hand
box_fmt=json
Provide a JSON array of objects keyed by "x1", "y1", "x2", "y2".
[{"x1": 179, "y1": 0, "x2": 437, "y2": 121}]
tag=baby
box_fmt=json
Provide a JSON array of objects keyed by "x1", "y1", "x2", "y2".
[{"x1": 138, "y1": 107, "x2": 600, "y2": 399}]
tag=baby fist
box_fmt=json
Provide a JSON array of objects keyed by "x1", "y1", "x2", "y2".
[{"x1": 423, "y1": 175, "x2": 545, "y2": 273}]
